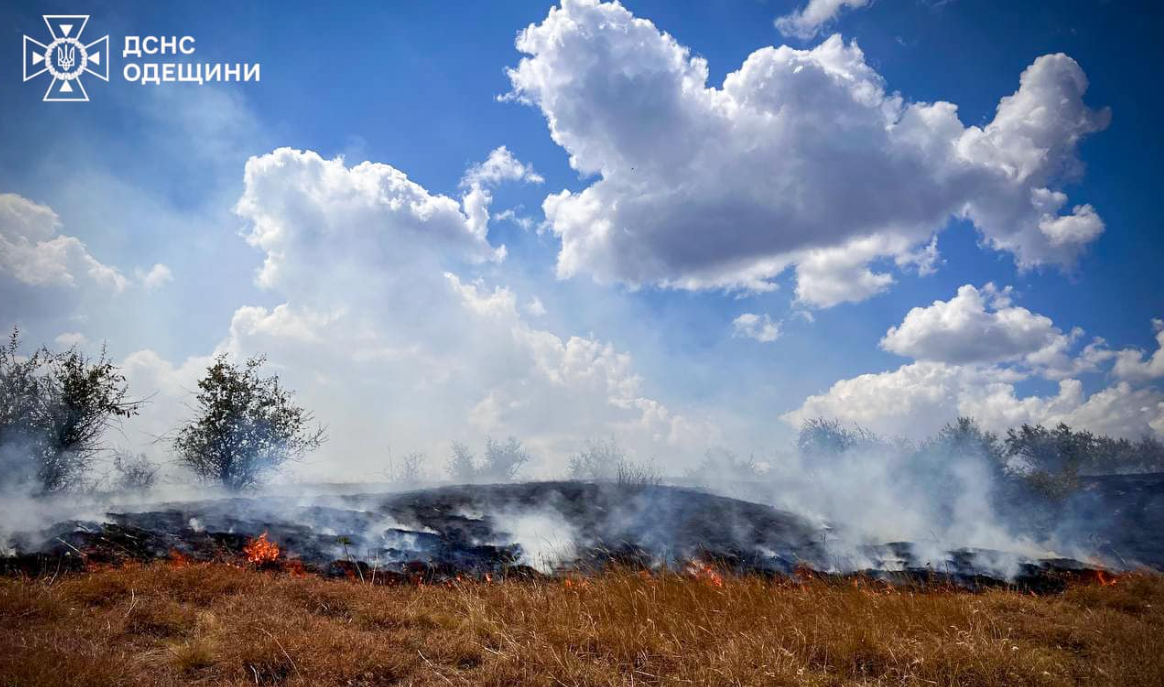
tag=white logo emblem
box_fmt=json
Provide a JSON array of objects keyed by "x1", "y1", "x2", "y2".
[{"x1": 23, "y1": 15, "x2": 109, "y2": 102}]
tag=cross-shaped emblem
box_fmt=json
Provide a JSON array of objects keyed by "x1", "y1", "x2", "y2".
[{"x1": 23, "y1": 15, "x2": 109, "y2": 102}]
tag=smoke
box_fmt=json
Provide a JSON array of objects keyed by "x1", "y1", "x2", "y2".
[
  {"x1": 677, "y1": 421, "x2": 1139, "y2": 574},
  {"x1": 758, "y1": 443, "x2": 1026, "y2": 553},
  {"x1": 492, "y1": 509, "x2": 579, "y2": 573},
  {"x1": 2, "y1": 416, "x2": 1155, "y2": 583}
]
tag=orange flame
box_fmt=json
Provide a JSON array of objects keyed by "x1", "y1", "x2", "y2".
[
  {"x1": 168, "y1": 550, "x2": 192, "y2": 568},
  {"x1": 1095, "y1": 570, "x2": 1118, "y2": 587},
  {"x1": 243, "y1": 531, "x2": 280, "y2": 565},
  {"x1": 685, "y1": 560, "x2": 724, "y2": 588}
]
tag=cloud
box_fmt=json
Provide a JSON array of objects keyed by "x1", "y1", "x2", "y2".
[
  {"x1": 0, "y1": 193, "x2": 128, "y2": 292},
  {"x1": 732, "y1": 313, "x2": 782, "y2": 343},
  {"x1": 237, "y1": 148, "x2": 507, "y2": 296},
  {"x1": 776, "y1": 0, "x2": 872, "y2": 40},
  {"x1": 54, "y1": 332, "x2": 88, "y2": 348},
  {"x1": 1114, "y1": 319, "x2": 1164, "y2": 382},
  {"x1": 794, "y1": 235, "x2": 901, "y2": 307},
  {"x1": 120, "y1": 349, "x2": 216, "y2": 449},
  {"x1": 493, "y1": 208, "x2": 537, "y2": 231},
  {"x1": 783, "y1": 361, "x2": 1164, "y2": 440},
  {"x1": 881, "y1": 284, "x2": 1064, "y2": 364},
  {"x1": 786, "y1": 287, "x2": 1161, "y2": 439},
  {"x1": 136, "y1": 263, "x2": 173, "y2": 291},
  {"x1": 121, "y1": 147, "x2": 711, "y2": 478},
  {"x1": 461, "y1": 146, "x2": 544, "y2": 188},
  {"x1": 446, "y1": 274, "x2": 712, "y2": 450},
  {"x1": 524, "y1": 296, "x2": 547, "y2": 317},
  {"x1": 460, "y1": 146, "x2": 544, "y2": 241},
  {"x1": 506, "y1": 1, "x2": 1110, "y2": 306}
]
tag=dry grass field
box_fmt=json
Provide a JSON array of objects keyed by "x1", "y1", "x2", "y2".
[{"x1": 1, "y1": 562, "x2": 1161, "y2": 686}]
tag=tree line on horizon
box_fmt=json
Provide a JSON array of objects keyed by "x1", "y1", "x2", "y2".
[{"x1": 1, "y1": 328, "x2": 1162, "y2": 497}]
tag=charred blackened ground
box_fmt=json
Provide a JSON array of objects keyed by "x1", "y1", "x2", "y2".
[{"x1": 6, "y1": 479, "x2": 1160, "y2": 589}]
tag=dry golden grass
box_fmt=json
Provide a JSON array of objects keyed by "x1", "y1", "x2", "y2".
[{"x1": 1, "y1": 563, "x2": 1161, "y2": 686}]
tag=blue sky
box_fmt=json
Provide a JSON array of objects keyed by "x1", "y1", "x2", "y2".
[{"x1": 2, "y1": 0, "x2": 1162, "y2": 478}]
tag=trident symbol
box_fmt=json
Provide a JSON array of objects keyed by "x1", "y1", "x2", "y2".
[{"x1": 56, "y1": 44, "x2": 76, "y2": 71}]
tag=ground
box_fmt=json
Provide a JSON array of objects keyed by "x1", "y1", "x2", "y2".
[{"x1": 1, "y1": 564, "x2": 1161, "y2": 686}]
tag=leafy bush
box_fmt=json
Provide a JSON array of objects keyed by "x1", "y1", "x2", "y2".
[
  {"x1": 173, "y1": 354, "x2": 325, "y2": 491},
  {"x1": 1004, "y1": 423, "x2": 1094, "y2": 500},
  {"x1": 914, "y1": 416, "x2": 1009, "y2": 485},
  {"x1": 444, "y1": 437, "x2": 532, "y2": 483},
  {"x1": 1082, "y1": 434, "x2": 1164, "y2": 475},
  {"x1": 567, "y1": 438, "x2": 660, "y2": 487},
  {"x1": 0, "y1": 329, "x2": 140, "y2": 494},
  {"x1": 481, "y1": 437, "x2": 530, "y2": 482},
  {"x1": 797, "y1": 418, "x2": 882, "y2": 458},
  {"x1": 567, "y1": 438, "x2": 625, "y2": 481}
]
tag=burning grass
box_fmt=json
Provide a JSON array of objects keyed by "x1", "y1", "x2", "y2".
[
  {"x1": 243, "y1": 532, "x2": 281, "y2": 566},
  {"x1": 1, "y1": 563, "x2": 1161, "y2": 686}
]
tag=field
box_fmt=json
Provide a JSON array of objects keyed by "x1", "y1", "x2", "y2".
[{"x1": 1, "y1": 564, "x2": 1161, "y2": 686}]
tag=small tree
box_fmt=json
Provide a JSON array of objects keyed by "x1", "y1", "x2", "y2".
[
  {"x1": 0, "y1": 329, "x2": 140, "y2": 494},
  {"x1": 480, "y1": 436, "x2": 530, "y2": 482},
  {"x1": 568, "y1": 438, "x2": 625, "y2": 481},
  {"x1": 918, "y1": 417, "x2": 1009, "y2": 482},
  {"x1": 444, "y1": 437, "x2": 531, "y2": 483},
  {"x1": 1005, "y1": 423, "x2": 1093, "y2": 500},
  {"x1": 173, "y1": 355, "x2": 325, "y2": 491},
  {"x1": 445, "y1": 441, "x2": 478, "y2": 482}
]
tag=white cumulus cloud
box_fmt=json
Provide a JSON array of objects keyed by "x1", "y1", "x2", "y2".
[
  {"x1": 506, "y1": 0, "x2": 1110, "y2": 306},
  {"x1": 786, "y1": 287, "x2": 1161, "y2": 439},
  {"x1": 881, "y1": 284, "x2": 1064, "y2": 365},
  {"x1": 776, "y1": 0, "x2": 872, "y2": 40},
  {"x1": 732, "y1": 313, "x2": 782, "y2": 343},
  {"x1": 136, "y1": 263, "x2": 173, "y2": 291},
  {"x1": 0, "y1": 193, "x2": 128, "y2": 292},
  {"x1": 783, "y1": 361, "x2": 1164, "y2": 440},
  {"x1": 53, "y1": 332, "x2": 88, "y2": 348},
  {"x1": 1114, "y1": 319, "x2": 1164, "y2": 382}
]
